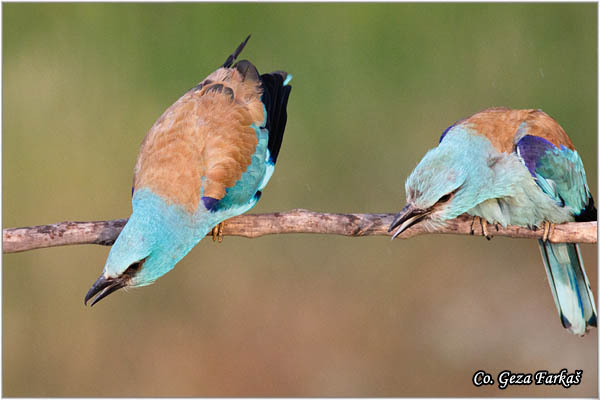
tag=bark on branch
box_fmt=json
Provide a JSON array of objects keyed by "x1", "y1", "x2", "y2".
[{"x1": 2, "y1": 209, "x2": 596, "y2": 254}]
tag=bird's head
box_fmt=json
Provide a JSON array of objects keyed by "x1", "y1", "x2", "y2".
[
  {"x1": 85, "y1": 189, "x2": 199, "y2": 306},
  {"x1": 388, "y1": 131, "x2": 495, "y2": 238}
]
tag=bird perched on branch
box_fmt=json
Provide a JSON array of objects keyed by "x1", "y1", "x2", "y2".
[
  {"x1": 85, "y1": 36, "x2": 292, "y2": 306},
  {"x1": 389, "y1": 108, "x2": 597, "y2": 335}
]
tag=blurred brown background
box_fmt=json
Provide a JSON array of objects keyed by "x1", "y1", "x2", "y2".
[{"x1": 3, "y1": 3, "x2": 597, "y2": 397}]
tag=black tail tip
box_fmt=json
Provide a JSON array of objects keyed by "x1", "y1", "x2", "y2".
[
  {"x1": 588, "y1": 314, "x2": 597, "y2": 327},
  {"x1": 560, "y1": 314, "x2": 572, "y2": 330},
  {"x1": 223, "y1": 34, "x2": 251, "y2": 68}
]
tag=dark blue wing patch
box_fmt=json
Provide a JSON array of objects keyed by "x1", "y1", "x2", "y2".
[
  {"x1": 516, "y1": 135, "x2": 556, "y2": 177},
  {"x1": 439, "y1": 123, "x2": 456, "y2": 143},
  {"x1": 202, "y1": 196, "x2": 220, "y2": 212}
]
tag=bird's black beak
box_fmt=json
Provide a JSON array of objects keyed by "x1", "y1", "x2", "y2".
[
  {"x1": 84, "y1": 274, "x2": 126, "y2": 307},
  {"x1": 388, "y1": 204, "x2": 431, "y2": 239}
]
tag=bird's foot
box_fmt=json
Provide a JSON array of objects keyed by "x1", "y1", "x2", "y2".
[
  {"x1": 470, "y1": 216, "x2": 492, "y2": 240},
  {"x1": 211, "y1": 221, "x2": 225, "y2": 243},
  {"x1": 542, "y1": 221, "x2": 555, "y2": 242}
]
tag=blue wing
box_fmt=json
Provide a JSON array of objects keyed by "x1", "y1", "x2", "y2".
[
  {"x1": 516, "y1": 134, "x2": 597, "y2": 335},
  {"x1": 516, "y1": 134, "x2": 595, "y2": 220},
  {"x1": 203, "y1": 70, "x2": 292, "y2": 214}
]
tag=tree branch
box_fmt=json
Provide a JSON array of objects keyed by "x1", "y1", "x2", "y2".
[{"x1": 2, "y1": 209, "x2": 596, "y2": 254}]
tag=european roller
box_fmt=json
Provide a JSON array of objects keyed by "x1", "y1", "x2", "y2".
[
  {"x1": 85, "y1": 36, "x2": 292, "y2": 306},
  {"x1": 388, "y1": 108, "x2": 597, "y2": 336}
]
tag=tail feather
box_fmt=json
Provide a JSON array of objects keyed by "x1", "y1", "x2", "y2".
[
  {"x1": 222, "y1": 35, "x2": 251, "y2": 68},
  {"x1": 538, "y1": 240, "x2": 597, "y2": 335}
]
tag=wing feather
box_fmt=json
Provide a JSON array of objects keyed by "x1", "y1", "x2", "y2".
[
  {"x1": 133, "y1": 72, "x2": 264, "y2": 213},
  {"x1": 516, "y1": 134, "x2": 595, "y2": 219}
]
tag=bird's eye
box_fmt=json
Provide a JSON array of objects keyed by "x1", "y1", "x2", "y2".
[
  {"x1": 438, "y1": 193, "x2": 452, "y2": 203},
  {"x1": 123, "y1": 258, "x2": 145, "y2": 278}
]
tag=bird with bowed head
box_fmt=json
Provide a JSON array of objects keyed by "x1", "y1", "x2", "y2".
[
  {"x1": 389, "y1": 108, "x2": 597, "y2": 336},
  {"x1": 85, "y1": 36, "x2": 292, "y2": 306}
]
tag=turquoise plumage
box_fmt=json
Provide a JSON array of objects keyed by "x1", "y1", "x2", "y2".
[
  {"x1": 85, "y1": 36, "x2": 292, "y2": 305},
  {"x1": 389, "y1": 108, "x2": 597, "y2": 335}
]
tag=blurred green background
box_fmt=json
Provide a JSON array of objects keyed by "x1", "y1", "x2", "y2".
[{"x1": 3, "y1": 3, "x2": 597, "y2": 397}]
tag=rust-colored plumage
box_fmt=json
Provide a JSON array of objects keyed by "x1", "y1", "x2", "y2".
[
  {"x1": 85, "y1": 36, "x2": 292, "y2": 305},
  {"x1": 133, "y1": 67, "x2": 266, "y2": 213},
  {"x1": 455, "y1": 107, "x2": 574, "y2": 153},
  {"x1": 392, "y1": 106, "x2": 596, "y2": 335}
]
